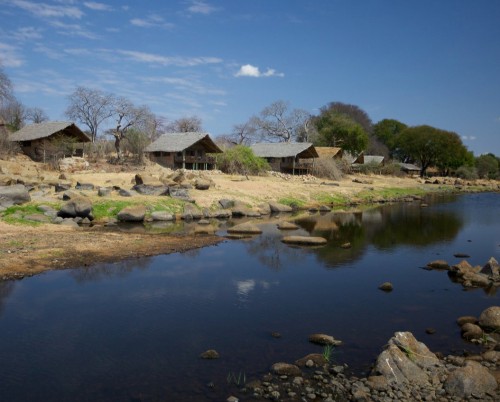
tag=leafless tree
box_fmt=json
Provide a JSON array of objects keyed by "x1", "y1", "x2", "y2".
[
  {"x1": 0, "y1": 65, "x2": 13, "y2": 108},
  {"x1": 1, "y1": 99, "x2": 26, "y2": 131},
  {"x1": 65, "y1": 86, "x2": 115, "y2": 142},
  {"x1": 25, "y1": 107, "x2": 49, "y2": 124},
  {"x1": 253, "y1": 100, "x2": 310, "y2": 143},
  {"x1": 110, "y1": 97, "x2": 154, "y2": 159},
  {"x1": 228, "y1": 117, "x2": 260, "y2": 145},
  {"x1": 166, "y1": 115, "x2": 203, "y2": 132}
]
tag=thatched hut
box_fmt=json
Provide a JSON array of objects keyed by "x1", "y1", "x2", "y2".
[
  {"x1": 145, "y1": 132, "x2": 222, "y2": 170},
  {"x1": 250, "y1": 142, "x2": 318, "y2": 175},
  {"x1": 9, "y1": 121, "x2": 90, "y2": 162}
]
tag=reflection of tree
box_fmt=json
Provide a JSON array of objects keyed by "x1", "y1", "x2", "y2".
[
  {"x1": 69, "y1": 257, "x2": 152, "y2": 283},
  {"x1": 0, "y1": 280, "x2": 15, "y2": 316}
]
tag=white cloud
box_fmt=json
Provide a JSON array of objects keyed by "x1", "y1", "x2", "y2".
[
  {"x1": 13, "y1": 26, "x2": 43, "y2": 41},
  {"x1": 187, "y1": 1, "x2": 216, "y2": 15},
  {"x1": 117, "y1": 50, "x2": 222, "y2": 67},
  {"x1": 0, "y1": 43, "x2": 24, "y2": 67},
  {"x1": 130, "y1": 14, "x2": 174, "y2": 29},
  {"x1": 235, "y1": 64, "x2": 284, "y2": 78},
  {"x1": 461, "y1": 135, "x2": 477, "y2": 141},
  {"x1": 49, "y1": 20, "x2": 99, "y2": 39},
  {"x1": 11, "y1": 0, "x2": 83, "y2": 19},
  {"x1": 83, "y1": 2, "x2": 112, "y2": 11}
]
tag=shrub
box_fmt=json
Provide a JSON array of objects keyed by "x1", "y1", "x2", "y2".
[
  {"x1": 312, "y1": 157, "x2": 344, "y2": 180},
  {"x1": 214, "y1": 145, "x2": 269, "y2": 175},
  {"x1": 380, "y1": 162, "x2": 405, "y2": 177},
  {"x1": 0, "y1": 131, "x2": 20, "y2": 158},
  {"x1": 455, "y1": 165, "x2": 478, "y2": 180}
]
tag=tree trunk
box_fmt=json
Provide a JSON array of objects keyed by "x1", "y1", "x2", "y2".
[{"x1": 114, "y1": 135, "x2": 122, "y2": 160}]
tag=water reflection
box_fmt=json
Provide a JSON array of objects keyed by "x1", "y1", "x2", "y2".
[{"x1": 0, "y1": 281, "x2": 15, "y2": 316}]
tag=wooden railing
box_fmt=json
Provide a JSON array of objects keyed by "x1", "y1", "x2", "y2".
[{"x1": 174, "y1": 155, "x2": 216, "y2": 164}]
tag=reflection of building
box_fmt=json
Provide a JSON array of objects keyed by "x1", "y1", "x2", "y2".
[
  {"x1": 250, "y1": 142, "x2": 318, "y2": 175},
  {"x1": 9, "y1": 121, "x2": 90, "y2": 162},
  {"x1": 145, "y1": 132, "x2": 222, "y2": 170}
]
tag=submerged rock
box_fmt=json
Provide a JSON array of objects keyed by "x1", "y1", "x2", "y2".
[
  {"x1": 200, "y1": 349, "x2": 219, "y2": 359},
  {"x1": 308, "y1": 333, "x2": 342, "y2": 346},
  {"x1": 277, "y1": 221, "x2": 299, "y2": 230},
  {"x1": 281, "y1": 236, "x2": 327, "y2": 246},
  {"x1": 378, "y1": 282, "x2": 393, "y2": 292}
]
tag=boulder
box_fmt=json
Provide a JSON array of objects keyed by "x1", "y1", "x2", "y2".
[
  {"x1": 75, "y1": 182, "x2": 95, "y2": 191},
  {"x1": 219, "y1": 199, "x2": 234, "y2": 209},
  {"x1": 451, "y1": 260, "x2": 481, "y2": 277},
  {"x1": 117, "y1": 205, "x2": 146, "y2": 222},
  {"x1": 169, "y1": 187, "x2": 193, "y2": 202},
  {"x1": 379, "y1": 282, "x2": 393, "y2": 292},
  {"x1": 200, "y1": 349, "x2": 219, "y2": 359},
  {"x1": 55, "y1": 183, "x2": 71, "y2": 193},
  {"x1": 62, "y1": 190, "x2": 79, "y2": 200},
  {"x1": 480, "y1": 257, "x2": 500, "y2": 279},
  {"x1": 426, "y1": 260, "x2": 450, "y2": 270},
  {"x1": 277, "y1": 221, "x2": 299, "y2": 230},
  {"x1": 151, "y1": 211, "x2": 174, "y2": 221},
  {"x1": 281, "y1": 236, "x2": 327, "y2": 246},
  {"x1": 227, "y1": 222, "x2": 262, "y2": 235},
  {"x1": 181, "y1": 204, "x2": 203, "y2": 220},
  {"x1": 268, "y1": 201, "x2": 293, "y2": 213},
  {"x1": 457, "y1": 316, "x2": 477, "y2": 326},
  {"x1": 444, "y1": 360, "x2": 497, "y2": 398},
  {"x1": 98, "y1": 187, "x2": 112, "y2": 197},
  {"x1": 134, "y1": 174, "x2": 163, "y2": 186},
  {"x1": 479, "y1": 306, "x2": 500, "y2": 331},
  {"x1": 461, "y1": 323, "x2": 483, "y2": 340},
  {"x1": 194, "y1": 179, "x2": 211, "y2": 190},
  {"x1": 270, "y1": 362, "x2": 301, "y2": 376},
  {"x1": 0, "y1": 184, "x2": 31, "y2": 206},
  {"x1": 118, "y1": 189, "x2": 133, "y2": 197},
  {"x1": 60, "y1": 218, "x2": 80, "y2": 228},
  {"x1": 132, "y1": 184, "x2": 169, "y2": 196},
  {"x1": 58, "y1": 197, "x2": 93, "y2": 219},
  {"x1": 308, "y1": 334, "x2": 342, "y2": 346}
]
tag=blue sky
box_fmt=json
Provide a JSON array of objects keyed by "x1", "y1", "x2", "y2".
[{"x1": 1, "y1": 0, "x2": 499, "y2": 155}]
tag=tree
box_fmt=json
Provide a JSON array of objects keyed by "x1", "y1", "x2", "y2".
[
  {"x1": 65, "y1": 86, "x2": 114, "y2": 143},
  {"x1": 395, "y1": 125, "x2": 470, "y2": 177},
  {"x1": 253, "y1": 100, "x2": 310, "y2": 143},
  {"x1": 1, "y1": 99, "x2": 26, "y2": 131},
  {"x1": 476, "y1": 154, "x2": 499, "y2": 179},
  {"x1": 373, "y1": 119, "x2": 408, "y2": 157},
  {"x1": 321, "y1": 102, "x2": 373, "y2": 135},
  {"x1": 225, "y1": 117, "x2": 260, "y2": 145},
  {"x1": 25, "y1": 107, "x2": 49, "y2": 124},
  {"x1": 110, "y1": 97, "x2": 153, "y2": 159},
  {"x1": 166, "y1": 116, "x2": 203, "y2": 132},
  {"x1": 313, "y1": 111, "x2": 368, "y2": 154},
  {"x1": 0, "y1": 65, "x2": 13, "y2": 107}
]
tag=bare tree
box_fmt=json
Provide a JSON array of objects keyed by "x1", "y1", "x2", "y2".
[
  {"x1": 1, "y1": 99, "x2": 26, "y2": 131},
  {"x1": 65, "y1": 86, "x2": 115, "y2": 142},
  {"x1": 110, "y1": 97, "x2": 153, "y2": 159},
  {"x1": 25, "y1": 107, "x2": 49, "y2": 124},
  {"x1": 166, "y1": 115, "x2": 203, "y2": 132},
  {"x1": 0, "y1": 65, "x2": 13, "y2": 108},
  {"x1": 228, "y1": 117, "x2": 260, "y2": 145},
  {"x1": 253, "y1": 100, "x2": 310, "y2": 143}
]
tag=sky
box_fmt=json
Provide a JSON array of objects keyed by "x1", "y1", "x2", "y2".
[{"x1": 0, "y1": 0, "x2": 499, "y2": 156}]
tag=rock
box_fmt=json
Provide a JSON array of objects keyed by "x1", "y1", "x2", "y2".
[
  {"x1": 308, "y1": 334, "x2": 342, "y2": 346},
  {"x1": 277, "y1": 221, "x2": 299, "y2": 230},
  {"x1": 58, "y1": 197, "x2": 93, "y2": 219},
  {"x1": 231, "y1": 201, "x2": 257, "y2": 217},
  {"x1": 58, "y1": 157, "x2": 89, "y2": 172},
  {"x1": 151, "y1": 211, "x2": 174, "y2": 221},
  {"x1": 454, "y1": 253, "x2": 471, "y2": 258},
  {"x1": 461, "y1": 323, "x2": 483, "y2": 340},
  {"x1": 483, "y1": 350, "x2": 500, "y2": 362},
  {"x1": 268, "y1": 202, "x2": 293, "y2": 213},
  {"x1": 379, "y1": 282, "x2": 393, "y2": 292},
  {"x1": 451, "y1": 259, "x2": 481, "y2": 276},
  {"x1": 170, "y1": 170, "x2": 185, "y2": 184},
  {"x1": 366, "y1": 375, "x2": 389, "y2": 391},
  {"x1": 295, "y1": 354, "x2": 327, "y2": 367},
  {"x1": 117, "y1": 205, "x2": 146, "y2": 222},
  {"x1": 194, "y1": 179, "x2": 211, "y2": 190},
  {"x1": 480, "y1": 257, "x2": 500, "y2": 279},
  {"x1": 211, "y1": 209, "x2": 231, "y2": 219},
  {"x1": 457, "y1": 316, "x2": 477, "y2": 326},
  {"x1": 426, "y1": 260, "x2": 450, "y2": 270},
  {"x1": 24, "y1": 213, "x2": 51, "y2": 223},
  {"x1": 55, "y1": 183, "x2": 71, "y2": 193},
  {"x1": 226, "y1": 396, "x2": 238, "y2": 402},
  {"x1": 118, "y1": 189, "x2": 133, "y2": 197},
  {"x1": 372, "y1": 332, "x2": 441, "y2": 386},
  {"x1": 257, "y1": 203, "x2": 271, "y2": 215},
  {"x1": 60, "y1": 219, "x2": 80, "y2": 228},
  {"x1": 169, "y1": 187, "x2": 193, "y2": 202},
  {"x1": 444, "y1": 360, "x2": 497, "y2": 398},
  {"x1": 200, "y1": 349, "x2": 219, "y2": 359},
  {"x1": 38, "y1": 205, "x2": 57, "y2": 217},
  {"x1": 134, "y1": 173, "x2": 162, "y2": 186},
  {"x1": 227, "y1": 222, "x2": 262, "y2": 235},
  {"x1": 340, "y1": 242, "x2": 352, "y2": 249},
  {"x1": 75, "y1": 182, "x2": 94, "y2": 190},
  {"x1": 62, "y1": 190, "x2": 79, "y2": 200},
  {"x1": 132, "y1": 184, "x2": 169, "y2": 196},
  {"x1": 271, "y1": 362, "x2": 301, "y2": 376},
  {"x1": 219, "y1": 199, "x2": 234, "y2": 209},
  {"x1": 425, "y1": 327, "x2": 436, "y2": 334},
  {"x1": 479, "y1": 306, "x2": 500, "y2": 331},
  {"x1": 0, "y1": 184, "x2": 31, "y2": 206},
  {"x1": 319, "y1": 205, "x2": 331, "y2": 212},
  {"x1": 181, "y1": 204, "x2": 202, "y2": 220},
  {"x1": 281, "y1": 236, "x2": 327, "y2": 246},
  {"x1": 98, "y1": 187, "x2": 112, "y2": 197}
]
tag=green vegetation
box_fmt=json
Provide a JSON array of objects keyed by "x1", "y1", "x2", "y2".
[
  {"x1": 314, "y1": 193, "x2": 350, "y2": 205},
  {"x1": 214, "y1": 145, "x2": 270, "y2": 175},
  {"x1": 356, "y1": 187, "x2": 427, "y2": 202},
  {"x1": 322, "y1": 344, "x2": 333, "y2": 363},
  {"x1": 226, "y1": 371, "x2": 246, "y2": 386},
  {"x1": 92, "y1": 198, "x2": 185, "y2": 220},
  {"x1": 2, "y1": 203, "x2": 60, "y2": 226},
  {"x1": 278, "y1": 196, "x2": 307, "y2": 208}
]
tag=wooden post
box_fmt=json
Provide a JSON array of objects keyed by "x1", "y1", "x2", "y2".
[
  {"x1": 182, "y1": 150, "x2": 186, "y2": 169},
  {"x1": 292, "y1": 158, "x2": 296, "y2": 176}
]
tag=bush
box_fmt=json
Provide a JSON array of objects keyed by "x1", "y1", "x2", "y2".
[
  {"x1": 455, "y1": 165, "x2": 478, "y2": 180},
  {"x1": 214, "y1": 145, "x2": 269, "y2": 175},
  {"x1": 311, "y1": 157, "x2": 344, "y2": 180},
  {"x1": 380, "y1": 162, "x2": 406, "y2": 177},
  {"x1": 0, "y1": 131, "x2": 19, "y2": 158}
]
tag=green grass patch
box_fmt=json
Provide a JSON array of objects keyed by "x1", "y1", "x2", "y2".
[
  {"x1": 314, "y1": 193, "x2": 350, "y2": 205},
  {"x1": 2, "y1": 203, "x2": 60, "y2": 226},
  {"x1": 278, "y1": 196, "x2": 307, "y2": 208},
  {"x1": 92, "y1": 198, "x2": 186, "y2": 220},
  {"x1": 357, "y1": 187, "x2": 427, "y2": 201}
]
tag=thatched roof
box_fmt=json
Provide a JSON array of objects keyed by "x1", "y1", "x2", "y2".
[
  {"x1": 145, "y1": 132, "x2": 222, "y2": 153},
  {"x1": 363, "y1": 155, "x2": 385, "y2": 165},
  {"x1": 250, "y1": 142, "x2": 318, "y2": 158},
  {"x1": 9, "y1": 121, "x2": 90, "y2": 142},
  {"x1": 315, "y1": 147, "x2": 343, "y2": 158}
]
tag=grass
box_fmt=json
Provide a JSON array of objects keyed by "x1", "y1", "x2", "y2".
[
  {"x1": 278, "y1": 196, "x2": 307, "y2": 208},
  {"x1": 322, "y1": 344, "x2": 334, "y2": 362},
  {"x1": 2, "y1": 203, "x2": 60, "y2": 226},
  {"x1": 357, "y1": 187, "x2": 427, "y2": 202},
  {"x1": 226, "y1": 371, "x2": 246, "y2": 386},
  {"x1": 314, "y1": 193, "x2": 350, "y2": 205}
]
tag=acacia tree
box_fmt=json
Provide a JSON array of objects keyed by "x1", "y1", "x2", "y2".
[
  {"x1": 321, "y1": 102, "x2": 373, "y2": 134},
  {"x1": 110, "y1": 97, "x2": 153, "y2": 159},
  {"x1": 476, "y1": 154, "x2": 499, "y2": 179},
  {"x1": 166, "y1": 116, "x2": 203, "y2": 132},
  {"x1": 313, "y1": 110, "x2": 368, "y2": 154},
  {"x1": 65, "y1": 86, "x2": 115, "y2": 142},
  {"x1": 395, "y1": 125, "x2": 470, "y2": 177}
]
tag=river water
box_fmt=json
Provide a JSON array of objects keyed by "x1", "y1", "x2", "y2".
[{"x1": 0, "y1": 192, "x2": 498, "y2": 401}]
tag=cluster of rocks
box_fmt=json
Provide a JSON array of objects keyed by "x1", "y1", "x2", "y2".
[
  {"x1": 457, "y1": 306, "x2": 500, "y2": 345},
  {"x1": 226, "y1": 323, "x2": 500, "y2": 402},
  {"x1": 427, "y1": 257, "x2": 500, "y2": 290},
  {"x1": 267, "y1": 171, "x2": 319, "y2": 183}
]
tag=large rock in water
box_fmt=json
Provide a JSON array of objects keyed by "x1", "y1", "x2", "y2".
[
  {"x1": 479, "y1": 306, "x2": 500, "y2": 331},
  {"x1": 271, "y1": 362, "x2": 301, "y2": 376},
  {"x1": 281, "y1": 236, "x2": 327, "y2": 246},
  {"x1": 372, "y1": 332, "x2": 442, "y2": 386},
  {"x1": 268, "y1": 201, "x2": 293, "y2": 213},
  {"x1": 58, "y1": 197, "x2": 93, "y2": 219},
  {"x1": 227, "y1": 222, "x2": 262, "y2": 234},
  {"x1": 117, "y1": 205, "x2": 146, "y2": 222},
  {"x1": 444, "y1": 360, "x2": 497, "y2": 398},
  {"x1": 0, "y1": 184, "x2": 31, "y2": 206}
]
